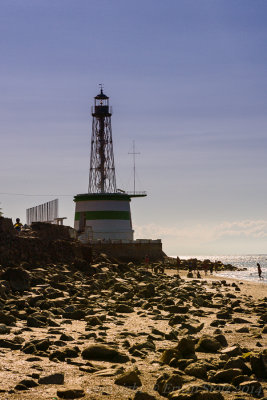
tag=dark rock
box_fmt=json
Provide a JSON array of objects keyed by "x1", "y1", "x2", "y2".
[
  {"x1": 49, "y1": 350, "x2": 66, "y2": 362},
  {"x1": 0, "y1": 312, "x2": 16, "y2": 326},
  {"x1": 39, "y1": 372, "x2": 64, "y2": 385},
  {"x1": 154, "y1": 373, "x2": 183, "y2": 396},
  {"x1": 14, "y1": 384, "x2": 29, "y2": 391},
  {"x1": 196, "y1": 336, "x2": 221, "y2": 353},
  {"x1": 184, "y1": 362, "x2": 207, "y2": 380},
  {"x1": 63, "y1": 347, "x2": 80, "y2": 358},
  {"x1": 250, "y1": 351, "x2": 267, "y2": 379},
  {"x1": 176, "y1": 337, "x2": 195, "y2": 357},
  {"x1": 0, "y1": 324, "x2": 11, "y2": 334},
  {"x1": 18, "y1": 379, "x2": 38, "y2": 388},
  {"x1": 60, "y1": 333, "x2": 74, "y2": 341},
  {"x1": 1, "y1": 267, "x2": 30, "y2": 291},
  {"x1": 231, "y1": 374, "x2": 251, "y2": 386},
  {"x1": 114, "y1": 370, "x2": 142, "y2": 387},
  {"x1": 27, "y1": 316, "x2": 46, "y2": 328},
  {"x1": 210, "y1": 368, "x2": 243, "y2": 383},
  {"x1": 232, "y1": 317, "x2": 250, "y2": 324},
  {"x1": 220, "y1": 345, "x2": 242, "y2": 358},
  {"x1": 160, "y1": 349, "x2": 182, "y2": 365},
  {"x1": 214, "y1": 334, "x2": 228, "y2": 347},
  {"x1": 116, "y1": 304, "x2": 134, "y2": 313},
  {"x1": 239, "y1": 380, "x2": 263, "y2": 398},
  {"x1": 129, "y1": 340, "x2": 156, "y2": 354},
  {"x1": 236, "y1": 327, "x2": 249, "y2": 333},
  {"x1": 0, "y1": 338, "x2": 21, "y2": 350},
  {"x1": 57, "y1": 387, "x2": 85, "y2": 399},
  {"x1": 223, "y1": 356, "x2": 252, "y2": 375},
  {"x1": 22, "y1": 343, "x2": 37, "y2": 354},
  {"x1": 86, "y1": 316, "x2": 103, "y2": 326},
  {"x1": 81, "y1": 344, "x2": 129, "y2": 363},
  {"x1": 63, "y1": 310, "x2": 85, "y2": 320}
]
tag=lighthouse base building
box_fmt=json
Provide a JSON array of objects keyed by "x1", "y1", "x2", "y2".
[{"x1": 74, "y1": 193, "x2": 134, "y2": 241}]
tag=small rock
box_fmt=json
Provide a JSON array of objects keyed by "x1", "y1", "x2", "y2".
[
  {"x1": 116, "y1": 304, "x2": 134, "y2": 313},
  {"x1": 0, "y1": 324, "x2": 11, "y2": 334},
  {"x1": 184, "y1": 362, "x2": 207, "y2": 380},
  {"x1": 220, "y1": 345, "x2": 242, "y2": 357},
  {"x1": 57, "y1": 387, "x2": 85, "y2": 399},
  {"x1": 18, "y1": 379, "x2": 38, "y2": 388},
  {"x1": 210, "y1": 368, "x2": 243, "y2": 383},
  {"x1": 239, "y1": 380, "x2": 263, "y2": 398},
  {"x1": 154, "y1": 373, "x2": 183, "y2": 396},
  {"x1": 115, "y1": 370, "x2": 142, "y2": 388},
  {"x1": 38, "y1": 373, "x2": 64, "y2": 385},
  {"x1": 176, "y1": 336, "x2": 195, "y2": 357},
  {"x1": 250, "y1": 352, "x2": 267, "y2": 379}
]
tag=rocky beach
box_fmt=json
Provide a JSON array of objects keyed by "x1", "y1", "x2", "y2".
[{"x1": 0, "y1": 219, "x2": 266, "y2": 400}]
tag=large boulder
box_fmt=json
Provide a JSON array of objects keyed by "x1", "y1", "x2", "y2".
[
  {"x1": 1, "y1": 267, "x2": 31, "y2": 291},
  {"x1": 81, "y1": 344, "x2": 129, "y2": 363},
  {"x1": 196, "y1": 335, "x2": 221, "y2": 353}
]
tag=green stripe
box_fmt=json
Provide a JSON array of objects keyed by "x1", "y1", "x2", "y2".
[
  {"x1": 74, "y1": 193, "x2": 131, "y2": 202},
  {"x1": 75, "y1": 211, "x2": 131, "y2": 221}
]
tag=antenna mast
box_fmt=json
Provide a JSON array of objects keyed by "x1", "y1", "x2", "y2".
[{"x1": 128, "y1": 140, "x2": 140, "y2": 194}]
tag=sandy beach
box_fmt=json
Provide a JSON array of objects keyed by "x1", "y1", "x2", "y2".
[
  {"x1": 168, "y1": 268, "x2": 267, "y2": 301},
  {"x1": 0, "y1": 262, "x2": 266, "y2": 400}
]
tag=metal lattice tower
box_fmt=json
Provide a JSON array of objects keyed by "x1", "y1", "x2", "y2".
[{"x1": 88, "y1": 87, "x2": 116, "y2": 193}]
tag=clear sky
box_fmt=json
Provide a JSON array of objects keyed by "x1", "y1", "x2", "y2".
[{"x1": 1, "y1": 0, "x2": 267, "y2": 256}]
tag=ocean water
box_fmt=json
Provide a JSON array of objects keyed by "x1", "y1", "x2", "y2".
[{"x1": 177, "y1": 254, "x2": 267, "y2": 284}]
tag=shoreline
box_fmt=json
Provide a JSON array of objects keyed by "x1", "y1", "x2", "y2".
[{"x1": 166, "y1": 268, "x2": 267, "y2": 301}]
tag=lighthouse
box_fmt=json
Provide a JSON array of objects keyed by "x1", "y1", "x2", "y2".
[{"x1": 74, "y1": 88, "x2": 146, "y2": 241}]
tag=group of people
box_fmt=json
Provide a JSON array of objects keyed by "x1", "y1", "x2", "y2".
[{"x1": 176, "y1": 256, "x2": 215, "y2": 277}]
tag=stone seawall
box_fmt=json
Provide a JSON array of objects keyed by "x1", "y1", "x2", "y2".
[
  {"x1": 0, "y1": 218, "x2": 92, "y2": 266},
  {"x1": 91, "y1": 241, "x2": 165, "y2": 262}
]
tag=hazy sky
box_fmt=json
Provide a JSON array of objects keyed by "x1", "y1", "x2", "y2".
[{"x1": 1, "y1": 0, "x2": 267, "y2": 255}]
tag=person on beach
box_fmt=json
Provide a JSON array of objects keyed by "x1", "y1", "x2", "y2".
[
  {"x1": 144, "y1": 255, "x2": 150, "y2": 269},
  {"x1": 257, "y1": 263, "x2": 263, "y2": 279},
  {"x1": 209, "y1": 264, "x2": 214, "y2": 274},
  {"x1": 14, "y1": 218, "x2": 23, "y2": 232}
]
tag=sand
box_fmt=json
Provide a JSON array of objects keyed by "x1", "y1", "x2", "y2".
[{"x1": 0, "y1": 267, "x2": 266, "y2": 400}]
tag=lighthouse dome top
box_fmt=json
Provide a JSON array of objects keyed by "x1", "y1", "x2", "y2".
[{"x1": 95, "y1": 89, "x2": 109, "y2": 100}]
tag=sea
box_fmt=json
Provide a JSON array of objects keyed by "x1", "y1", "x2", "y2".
[{"x1": 176, "y1": 254, "x2": 267, "y2": 284}]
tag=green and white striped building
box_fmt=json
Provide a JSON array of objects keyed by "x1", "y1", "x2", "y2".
[{"x1": 74, "y1": 193, "x2": 134, "y2": 241}]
